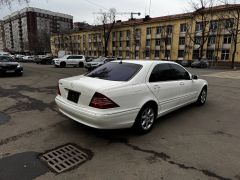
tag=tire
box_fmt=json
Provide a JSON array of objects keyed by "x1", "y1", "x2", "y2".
[
  {"x1": 78, "y1": 62, "x2": 84, "y2": 68},
  {"x1": 196, "y1": 87, "x2": 207, "y2": 106},
  {"x1": 133, "y1": 105, "x2": 156, "y2": 134},
  {"x1": 60, "y1": 62, "x2": 66, "y2": 68}
]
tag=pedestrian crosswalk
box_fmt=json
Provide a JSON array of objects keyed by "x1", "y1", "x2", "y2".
[{"x1": 203, "y1": 71, "x2": 240, "y2": 79}]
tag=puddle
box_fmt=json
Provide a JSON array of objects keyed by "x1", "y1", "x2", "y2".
[
  {"x1": 0, "y1": 112, "x2": 10, "y2": 125},
  {"x1": 0, "y1": 152, "x2": 49, "y2": 180}
]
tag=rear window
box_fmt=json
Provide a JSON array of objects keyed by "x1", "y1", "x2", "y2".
[{"x1": 85, "y1": 62, "x2": 142, "y2": 81}]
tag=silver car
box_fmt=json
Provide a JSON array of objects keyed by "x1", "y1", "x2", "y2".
[{"x1": 85, "y1": 57, "x2": 116, "y2": 70}]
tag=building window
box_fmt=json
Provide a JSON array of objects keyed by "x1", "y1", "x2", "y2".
[
  {"x1": 223, "y1": 35, "x2": 232, "y2": 44},
  {"x1": 146, "y1": 39, "x2": 151, "y2": 46},
  {"x1": 155, "y1": 50, "x2": 160, "y2": 58},
  {"x1": 195, "y1": 22, "x2": 203, "y2": 31},
  {"x1": 195, "y1": 36, "x2": 202, "y2": 45},
  {"x1": 155, "y1": 39, "x2": 160, "y2": 46},
  {"x1": 207, "y1": 50, "x2": 214, "y2": 60},
  {"x1": 126, "y1": 50, "x2": 130, "y2": 57},
  {"x1": 119, "y1": 41, "x2": 122, "y2": 47},
  {"x1": 112, "y1": 41, "x2": 115, "y2": 47},
  {"x1": 156, "y1": 26, "x2": 161, "y2": 34},
  {"x1": 126, "y1": 30, "x2": 130, "y2": 38},
  {"x1": 221, "y1": 50, "x2": 230, "y2": 60},
  {"x1": 126, "y1": 41, "x2": 130, "y2": 47},
  {"x1": 119, "y1": 50, "x2": 122, "y2": 57},
  {"x1": 193, "y1": 50, "x2": 200, "y2": 59},
  {"x1": 166, "y1": 25, "x2": 172, "y2": 34},
  {"x1": 145, "y1": 50, "x2": 150, "y2": 58},
  {"x1": 165, "y1": 50, "x2": 170, "y2": 58},
  {"x1": 112, "y1": 32, "x2": 116, "y2": 38},
  {"x1": 166, "y1": 38, "x2": 172, "y2": 45},
  {"x1": 178, "y1": 50, "x2": 185, "y2": 58},
  {"x1": 225, "y1": 19, "x2": 234, "y2": 29},
  {"x1": 112, "y1": 50, "x2": 115, "y2": 57},
  {"x1": 119, "y1": 31, "x2": 122, "y2": 38},
  {"x1": 179, "y1": 37, "x2": 185, "y2": 45},
  {"x1": 146, "y1": 27, "x2": 151, "y2": 35},
  {"x1": 180, "y1": 23, "x2": 187, "y2": 32},
  {"x1": 210, "y1": 20, "x2": 218, "y2": 31},
  {"x1": 135, "y1": 51, "x2": 139, "y2": 57},
  {"x1": 208, "y1": 36, "x2": 216, "y2": 45},
  {"x1": 135, "y1": 40, "x2": 140, "y2": 46}
]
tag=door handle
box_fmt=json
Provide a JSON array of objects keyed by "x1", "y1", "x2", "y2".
[{"x1": 180, "y1": 82, "x2": 184, "y2": 85}]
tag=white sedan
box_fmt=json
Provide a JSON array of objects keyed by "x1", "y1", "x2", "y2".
[{"x1": 55, "y1": 60, "x2": 208, "y2": 134}]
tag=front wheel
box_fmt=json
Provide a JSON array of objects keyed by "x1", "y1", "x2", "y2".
[
  {"x1": 133, "y1": 105, "x2": 156, "y2": 134},
  {"x1": 196, "y1": 87, "x2": 207, "y2": 105}
]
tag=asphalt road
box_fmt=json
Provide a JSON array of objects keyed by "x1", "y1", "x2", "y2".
[{"x1": 0, "y1": 63, "x2": 240, "y2": 180}]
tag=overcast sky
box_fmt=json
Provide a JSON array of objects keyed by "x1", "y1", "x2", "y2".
[{"x1": 0, "y1": 0, "x2": 207, "y2": 24}]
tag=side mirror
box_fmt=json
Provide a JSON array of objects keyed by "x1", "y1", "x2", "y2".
[{"x1": 192, "y1": 75, "x2": 198, "y2": 80}]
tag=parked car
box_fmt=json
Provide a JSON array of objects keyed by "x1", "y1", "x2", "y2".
[
  {"x1": 53, "y1": 55, "x2": 86, "y2": 68},
  {"x1": 179, "y1": 60, "x2": 191, "y2": 67},
  {"x1": 36, "y1": 56, "x2": 53, "y2": 64},
  {"x1": 55, "y1": 60, "x2": 208, "y2": 134},
  {"x1": 0, "y1": 55, "x2": 23, "y2": 76},
  {"x1": 191, "y1": 60, "x2": 209, "y2": 68},
  {"x1": 15, "y1": 54, "x2": 25, "y2": 62},
  {"x1": 22, "y1": 56, "x2": 35, "y2": 62},
  {"x1": 84, "y1": 57, "x2": 116, "y2": 70}
]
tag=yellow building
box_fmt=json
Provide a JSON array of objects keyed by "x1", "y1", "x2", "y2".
[{"x1": 50, "y1": 4, "x2": 240, "y2": 65}]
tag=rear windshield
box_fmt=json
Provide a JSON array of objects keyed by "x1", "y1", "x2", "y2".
[{"x1": 85, "y1": 62, "x2": 142, "y2": 81}]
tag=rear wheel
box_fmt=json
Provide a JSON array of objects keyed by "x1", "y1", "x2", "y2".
[
  {"x1": 196, "y1": 87, "x2": 207, "y2": 105},
  {"x1": 133, "y1": 105, "x2": 156, "y2": 134},
  {"x1": 60, "y1": 62, "x2": 66, "y2": 68}
]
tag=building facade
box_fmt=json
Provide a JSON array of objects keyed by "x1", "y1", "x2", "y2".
[
  {"x1": 3, "y1": 7, "x2": 73, "y2": 54},
  {"x1": 51, "y1": 4, "x2": 240, "y2": 64},
  {"x1": 0, "y1": 20, "x2": 5, "y2": 51}
]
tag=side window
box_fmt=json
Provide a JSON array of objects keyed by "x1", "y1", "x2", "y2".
[
  {"x1": 170, "y1": 64, "x2": 190, "y2": 80},
  {"x1": 67, "y1": 56, "x2": 73, "y2": 59},
  {"x1": 77, "y1": 56, "x2": 83, "y2": 59},
  {"x1": 149, "y1": 64, "x2": 172, "y2": 82}
]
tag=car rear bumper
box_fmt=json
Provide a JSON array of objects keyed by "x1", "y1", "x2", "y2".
[{"x1": 55, "y1": 95, "x2": 138, "y2": 129}]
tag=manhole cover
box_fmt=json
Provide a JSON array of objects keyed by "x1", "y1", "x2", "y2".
[{"x1": 39, "y1": 143, "x2": 93, "y2": 173}]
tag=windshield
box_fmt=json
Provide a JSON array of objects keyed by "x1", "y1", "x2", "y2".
[
  {"x1": 85, "y1": 62, "x2": 142, "y2": 81},
  {"x1": 0, "y1": 56, "x2": 13, "y2": 62}
]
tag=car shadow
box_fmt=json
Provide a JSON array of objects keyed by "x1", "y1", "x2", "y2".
[{"x1": 0, "y1": 73, "x2": 22, "y2": 78}]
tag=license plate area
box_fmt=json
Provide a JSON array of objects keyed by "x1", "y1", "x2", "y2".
[{"x1": 67, "y1": 90, "x2": 80, "y2": 103}]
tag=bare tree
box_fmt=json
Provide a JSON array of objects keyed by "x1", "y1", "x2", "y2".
[
  {"x1": 217, "y1": 0, "x2": 240, "y2": 69},
  {"x1": 0, "y1": 0, "x2": 29, "y2": 7},
  {"x1": 97, "y1": 8, "x2": 116, "y2": 57},
  {"x1": 185, "y1": 0, "x2": 215, "y2": 60}
]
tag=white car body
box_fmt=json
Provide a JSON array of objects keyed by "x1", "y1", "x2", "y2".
[
  {"x1": 55, "y1": 60, "x2": 208, "y2": 130},
  {"x1": 53, "y1": 55, "x2": 86, "y2": 67},
  {"x1": 22, "y1": 56, "x2": 34, "y2": 62}
]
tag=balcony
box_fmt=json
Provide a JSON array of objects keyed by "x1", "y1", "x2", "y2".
[
  {"x1": 146, "y1": 34, "x2": 151, "y2": 39},
  {"x1": 155, "y1": 34, "x2": 161, "y2": 38},
  {"x1": 207, "y1": 44, "x2": 215, "y2": 50},
  {"x1": 155, "y1": 46, "x2": 160, "y2": 50},
  {"x1": 135, "y1": 46, "x2": 140, "y2": 50},
  {"x1": 222, "y1": 44, "x2": 231, "y2": 49},
  {"x1": 178, "y1": 45, "x2": 185, "y2": 50}
]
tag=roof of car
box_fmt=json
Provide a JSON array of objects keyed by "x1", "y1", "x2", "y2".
[{"x1": 113, "y1": 60, "x2": 178, "y2": 66}]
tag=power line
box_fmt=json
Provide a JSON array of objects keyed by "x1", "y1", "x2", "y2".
[{"x1": 83, "y1": 0, "x2": 108, "y2": 11}]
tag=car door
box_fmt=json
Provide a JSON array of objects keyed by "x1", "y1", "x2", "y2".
[
  {"x1": 147, "y1": 63, "x2": 180, "y2": 114},
  {"x1": 67, "y1": 56, "x2": 74, "y2": 65},
  {"x1": 170, "y1": 63, "x2": 195, "y2": 105},
  {"x1": 74, "y1": 55, "x2": 83, "y2": 65}
]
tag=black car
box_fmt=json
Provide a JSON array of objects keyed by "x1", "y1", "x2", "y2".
[
  {"x1": 36, "y1": 56, "x2": 53, "y2": 64},
  {"x1": 0, "y1": 55, "x2": 23, "y2": 76}
]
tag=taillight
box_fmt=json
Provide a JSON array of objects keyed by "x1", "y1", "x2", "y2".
[
  {"x1": 89, "y1": 92, "x2": 119, "y2": 109},
  {"x1": 57, "y1": 83, "x2": 61, "y2": 95}
]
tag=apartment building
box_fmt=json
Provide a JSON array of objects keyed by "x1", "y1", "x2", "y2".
[
  {"x1": 51, "y1": 4, "x2": 240, "y2": 64},
  {"x1": 3, "y1": 7, "x2": 73, "y2": 54},
  {"x1": 0, "y1": 21, "x2": 5, "y2": 51}
]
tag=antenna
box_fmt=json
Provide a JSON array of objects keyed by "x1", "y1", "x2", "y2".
[{"x1": 149, "y1": 0, "x2": 152, "y2": 16}]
